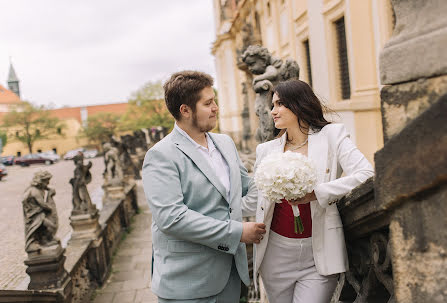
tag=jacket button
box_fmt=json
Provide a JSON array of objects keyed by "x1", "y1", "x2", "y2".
[
  {"x1": 225, "y1": 247, "x2": 229, "y2": 251},
  {"x1": 229, "y1": 208, "x2": 232, "y2": 213},
  {"x1": 261, "y1": 207, "x2": 264, "y2": 211}
]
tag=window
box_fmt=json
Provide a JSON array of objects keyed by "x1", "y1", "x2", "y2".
[
  {"x1": 17, "y1": 151, "x2": 21, "y2": 156},
  {"x1": 335, "y1": 17, "x2": 351, "y2": 100},
  {"x1": 303, "y1": 40, "x2": 313, "y2": 87},
  {"x1": 53, "y1": 148, "x2": 57, "y2": 153},
  {"x1": 37, "y1": 149, "x2": 42, "y2": 153},
  {"x1": 57, "y1": 127, "x2": 62, "y2": 134}
]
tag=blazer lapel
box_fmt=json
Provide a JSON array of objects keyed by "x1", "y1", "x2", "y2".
[
  {"x1": 172, "y1": 129, "x2": 229, "y2": 203},
  {"x1": 308, "y1": 128, "x2": 328, "y2": 217},
  {"x1": 262, "y1": 135, "x2": 286, "y2": 220}
]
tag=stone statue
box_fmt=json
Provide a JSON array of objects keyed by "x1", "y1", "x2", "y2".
[
  {"x1": 22, "y1": 171, "x2": 59, "y2": 253},
  {"x1": 121, "y1": 134, "x2": 137, "y2": 155},
  {"x1": 112, "y1": 136, "x2": 141, "y2": 179},
  {"x1": 242, "y1": 45, "x2": 300, "y2": 142},
  {"x1": 70, "y1": 153, "x2": 97, "y2": 215},
  {"x1": 133, "y1": 130, "x2": 148, "y2": 150},
  {"x1": 103, "y1": 142, "x2": 123, "y2": 185}
]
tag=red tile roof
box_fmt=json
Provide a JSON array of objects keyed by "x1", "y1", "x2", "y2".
[
  {"x1": 48, "y1": 103, "x2": 128, "y2": 123},
  {"x1": 0, "y1": 84, "x2": 21, "y2": 104}
]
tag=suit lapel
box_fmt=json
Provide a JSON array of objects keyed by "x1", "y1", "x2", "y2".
[
  {"x1": 172, "y1": 129, "x2": 229, "y2": 203},
  {"x1": 209, "y1": 133, "x2": 234, "y2": 204}
]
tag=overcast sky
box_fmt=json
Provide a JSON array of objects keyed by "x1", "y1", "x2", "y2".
[{"x1": 0, "y1": 0, "x2": 216, "y2": 108}]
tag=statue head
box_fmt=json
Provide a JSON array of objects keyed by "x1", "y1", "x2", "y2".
[
  {"x1": 31, "y1": 170, "x2": 52, "y2": 188},
  {"x1": 103, "y1": 142, "x2": 112, "y2": 152},
  {"x1": 242, "y1": 45, "x2": 271, "y2": 75},
  {"x1": 73, "y1": 153, "x2": 84, "y2": 165}
]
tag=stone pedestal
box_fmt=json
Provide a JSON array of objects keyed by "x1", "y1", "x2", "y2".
[
  {"x1": 69, "y1": 211, "x2": 101, "y2": 242},
  {"x1": 103, "y1": 184, "x2": 125, "y2": 202},
  {"x1": 25, "y1": 243, "x2": 72, "y2": 302}
]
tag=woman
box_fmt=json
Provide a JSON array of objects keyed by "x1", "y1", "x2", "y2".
[{"x1": 250, "y1": 80, "x2": 374, "y2": 303}]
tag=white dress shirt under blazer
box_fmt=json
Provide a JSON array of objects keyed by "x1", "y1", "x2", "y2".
[{"x1": 175, "y1": 123, "x2": 231, "y2": 200}]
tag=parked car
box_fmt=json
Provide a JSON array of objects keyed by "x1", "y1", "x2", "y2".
[
  {"x1": 0, "y1": 163, "x2": 7, "y2": 180},
  {"x1": 38, "y1": 151, "x2": 60, "y2": 162},
  {"x1": 63, "y1": 148, "x2": 85, "y2": 160},
  {"x1": 14, "y1": 153, "x2": 55, "y2": 166},
  {"x1": 84, "y1": 149, "x2": 98, "y2": 159},
  {"x1": 0, "y1": 155, "x2": 15, "y2": 166}
]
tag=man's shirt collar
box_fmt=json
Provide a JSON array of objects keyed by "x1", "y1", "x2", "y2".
[{"x1": 174, "y1": 122, "x2": 216, "y2": 152}]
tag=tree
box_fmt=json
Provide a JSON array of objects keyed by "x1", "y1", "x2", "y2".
[
  {"x1": 0, "y1": 131, "x2": 7, "y2": 149},
  {"x1": 119, "y1": 80, "x2": 174, "y2": 131},
  {"x1": 1, "y1": 102, "x2": 66, "y2": 154},
  {"x1": 80, "y1": 112, "x2": 121, "y2": 144}
]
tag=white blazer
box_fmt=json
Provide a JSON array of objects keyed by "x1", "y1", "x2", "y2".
[{"x1": 242, "y1": 123, "x2": 374, "y2": 286}]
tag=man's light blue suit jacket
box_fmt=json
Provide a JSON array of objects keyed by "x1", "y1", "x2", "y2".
[{"x1": 142, "y1": 128, "x2": 252, "y2": 300}]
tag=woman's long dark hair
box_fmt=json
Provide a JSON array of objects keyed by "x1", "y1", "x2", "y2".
[{"x1": 273, "y1": 80, "x2": 331, "y2": 136}]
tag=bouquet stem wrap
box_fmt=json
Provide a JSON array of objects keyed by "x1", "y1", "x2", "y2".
[{"x1": 291, "y1": 205, "x2": 304, "y2": 234}]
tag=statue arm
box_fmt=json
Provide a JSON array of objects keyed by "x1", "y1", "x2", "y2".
[
  {"x1": 253, "y1": 66, "x2": 278, "y2": 83},
  {"x1": 29, "y1": 188, "x2": 52, "y2": 211}
]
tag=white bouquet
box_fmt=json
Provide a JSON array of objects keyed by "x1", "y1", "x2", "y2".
[{"x1": 254, "y1": 151, "x2": 317, "y2": 234}]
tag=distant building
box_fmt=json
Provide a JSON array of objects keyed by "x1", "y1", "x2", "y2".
[
  {"x1": 212, "y1": 0, "x2": 394, "y2": 163},
  {"x1": 0, "y1": 62, "x2": 22, "y2": 114},
  {"x1": 0, "y1": 63, "x2": 128, "y2": 156}
]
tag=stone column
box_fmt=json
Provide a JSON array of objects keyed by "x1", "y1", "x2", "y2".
[{"x1": 375, "y1": 1, "x2": 447, "y2": 302}]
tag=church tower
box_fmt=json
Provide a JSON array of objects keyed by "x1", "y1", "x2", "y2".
[{"x1": 7, "y1": 61, "x2": 20, "y2": 97}]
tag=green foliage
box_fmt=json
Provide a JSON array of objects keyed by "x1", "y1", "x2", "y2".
[
  {"x1": 80, "y1": 112, "x2": 121, "y2": 144},
  {"x1": 0, "y1": 131, "x2": 7, "y2": 148},
  {"x1": 1, "y1": 101, "x2": 66, "y2": 153},
  {"x1": 119, "y1": 80, "x2": 174, "y2": 131}
]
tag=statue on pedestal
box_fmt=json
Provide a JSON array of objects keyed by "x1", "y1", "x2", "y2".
[
  {"x1": 22, "y1": 171, "x2": 59, "y2": 253},
  {"x1": 242, "y1": 45, "x2": 299, "y2": 142},
  {"x1": 103, "y1": 142, "x2": 123, "y2": 186},
  {"x1": 112, "y1": 136, "x2": 141, "y2": 180},
  {"x1": 70, "y1": 153, "x2": 97, "y2": 216}
]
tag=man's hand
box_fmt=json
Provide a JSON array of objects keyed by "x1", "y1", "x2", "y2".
[{"x1": 241, "y1": 222, "x2": 266, "y2": 244}]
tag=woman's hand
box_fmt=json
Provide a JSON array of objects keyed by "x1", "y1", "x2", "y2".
[{"x1": 288, "y1": 191, "x2": 317, "y2": 206}]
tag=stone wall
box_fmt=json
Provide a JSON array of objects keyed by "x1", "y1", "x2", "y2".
[
  {"x1": 332, "y1": 0, "x2": 447, "y2": 302},
  {"x1": 0, "y1": 184, "x2": 139, "y2": 303}
]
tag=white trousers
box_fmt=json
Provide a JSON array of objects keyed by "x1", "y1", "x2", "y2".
[{"x1": 259, "y1": 231, "x2": 338, "y2": 303}]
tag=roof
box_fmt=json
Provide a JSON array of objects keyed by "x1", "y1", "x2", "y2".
[
  {"x1": 0, "y1": 84, "x2": 21, "y2": 104},
  {"x1": 49, "y1": 102, "x2": 128, "y2": 123}
]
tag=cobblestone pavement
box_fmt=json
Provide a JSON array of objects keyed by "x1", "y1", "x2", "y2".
[
  {"x1": 93, "y1": 181, "x2": 157, "y2": 303},
  {"x1": 0, "y1": 157, "x2": 105, "y2": 289}
]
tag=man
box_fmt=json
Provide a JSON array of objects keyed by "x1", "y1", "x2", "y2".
[{"x1": 142, "y1": 71, "x2": 265, "y2": 302}]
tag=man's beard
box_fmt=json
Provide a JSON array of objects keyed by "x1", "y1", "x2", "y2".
[{"x1": 192, "y1": 112, "x2": 214, "y2": 132}]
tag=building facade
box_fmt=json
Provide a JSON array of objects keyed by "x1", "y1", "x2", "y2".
[
  {"x1": 0, "y1": 63, "x2": 129, "y2": 156},
  {"x1": 212, "y1": 0, "x2": 394, "y2": 163}
]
